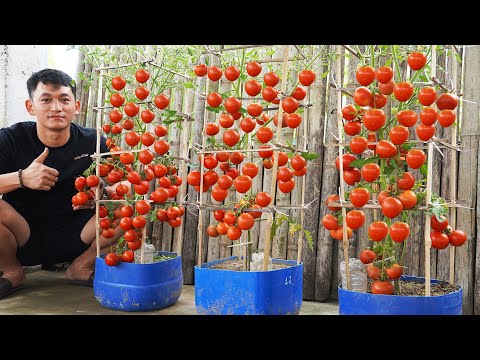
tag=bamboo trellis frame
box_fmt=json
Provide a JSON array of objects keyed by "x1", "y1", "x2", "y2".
[
  {"x1": 329, "y1": 45, "x2": 464, "y2": 295},
  {"x1": 193, "y1": 45, "x2": 309, "y2": 272}
]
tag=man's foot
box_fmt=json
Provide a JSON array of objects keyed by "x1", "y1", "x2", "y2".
[
  {"x1": 0, "y1": 278, "x2": 25, "y2": 300},
  {"x1": 65, "y1": 271, "x2": 94, "y2": 288},
  {"x1": 65, "y1": 263, "x2": 94, "y2": 283}
]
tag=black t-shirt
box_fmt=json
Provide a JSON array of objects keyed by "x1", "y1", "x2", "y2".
[{"x1": 0, "y1": 121, "x2": 108, "y2": 220}]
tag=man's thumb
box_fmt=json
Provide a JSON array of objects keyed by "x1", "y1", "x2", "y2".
[{"x1": 34, "y1": 147, "x2": 49, "y2": 163}]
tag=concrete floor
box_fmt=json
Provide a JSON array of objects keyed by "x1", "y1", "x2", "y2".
[{"x1": 0, "y1": 268, "x2": 339, "y2": 315}]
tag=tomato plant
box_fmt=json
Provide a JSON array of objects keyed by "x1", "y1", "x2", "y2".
[{"x1": 323, "y1": 47, "x2": 467, "y2": 297}]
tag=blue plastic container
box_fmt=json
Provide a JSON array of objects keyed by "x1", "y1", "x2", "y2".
[
  {"x1": 194, "y1": 256, "x2": 303, "y2": 315},
  {"x1": 338, "y1": 275, "x2": 462, "y2": 315},
  {"x1": 93, "y1": 251, "x2": 183, "y2": 312}
]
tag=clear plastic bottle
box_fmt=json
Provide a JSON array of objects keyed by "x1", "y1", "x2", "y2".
[{"x1": 340, "y1": 258, "x2": 368, "y2": 292}]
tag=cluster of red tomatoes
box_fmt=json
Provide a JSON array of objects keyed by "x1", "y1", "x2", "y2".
[
  {"x1": 191, "y1": 61, "x2": 316, "y2": 240},
  {"x1": 324, "y1": 50, "x2": 465, "y2": 295},
  {"x1": 206, "y1": 193, "x2": 271, "y2": 241},
  {"x1": 73, "y1": 67, "x2": 186, "y2": 266},
  {"x1": 72, "y1": 174, "x2": 100, "y2": 206}
]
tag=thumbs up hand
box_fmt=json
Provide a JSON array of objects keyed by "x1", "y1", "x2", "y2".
[{"x1": 21, "y1": 147, "x2": 60, "y2": 191}]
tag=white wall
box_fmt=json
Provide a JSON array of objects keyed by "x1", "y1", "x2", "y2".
[{"x1": 0, "y1": 45, "x2": 48, "y2": 129}]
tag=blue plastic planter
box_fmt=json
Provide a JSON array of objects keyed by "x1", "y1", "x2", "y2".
[
  {"x1": 93, "y1": 251, "x2": 183, "y2": 312},
  {"x1": 338, "y1": 275, "x2": 462, "y2": 315},
  {"x1": 194, "y1": 256, "x2": 303, "y2": 315}
]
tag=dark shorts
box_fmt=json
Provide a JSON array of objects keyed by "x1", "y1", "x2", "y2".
[{"x1": 16, "y1": 210, "x2": 94, "y2": 266}]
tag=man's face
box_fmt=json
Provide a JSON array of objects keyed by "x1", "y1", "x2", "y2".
[{"x1": 25, "y1": 82, "x2": 80, "y2": 131}]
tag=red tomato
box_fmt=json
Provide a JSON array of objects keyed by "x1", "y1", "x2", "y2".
[
  {"x1": 349, "y1": 136, "x2": 368, "y2": 155},
  {"x1": 322, "y1": 214, "x2": 339, "y2": 230},
  {"x1": 237, "y1": 213, "x2": 255, "y2": 230},
  {"x1": 448, "y1": 229, "x2": 467, "y2": 247},
  {"x1": 110, "y1": 93, "x2": 125, "y2": 108},
  {"x1": 376, "y1": 66, "x2": 394, "y2": 84},
  {"x1": 291, "y1": 86, "x2": 306, "y2": 100},
  {"x1": 361, "y1": 163, "x2": 380, "y2": 182},
  {"x1": 386, "y1": 264, "x2": 403, "y2": 280},
  {"x1": 389, "y1": 221, "x2": 410, "y2": 242},
  {"x1": 193, "y1": 64, "x2": 207, "y2": 77},
  {"x1": 396, "y1": 109, "x2": 418, "y2": 127},
  {"x1": 154, "y1": 94, "x2": 170, "y2": 109},
  {"x1": 135, "y1": 69, "x2": 150, "y2": 83},
  {"x1": 207, "y1": 92, "x2": 223, "y2": 108},
  {"x1": 397, "y1": 190, "x2": 417, "y2": 210},
  {"x1": 244, "y1": 80, "x2": 262, "y2": 97},
  {"x1": 407, "y1": 52, "x2": 427, "y2": 71},
  {"x1": 246, "y1": 61, "x2": 262, "y2": 77},
  {"x1": 367, "y1": 263, "x2": 381, "y2": 279},
  {"x1": 135, "y1": 200, "x2": 151, "y2": 215},
  {"x1": 206, "y1": 122, "x2": 220, "y2": 136},
  {"x1": 359, "y1": 249, "x2": 377, "y2": 264},
  {"x1": 207, "y1": 66, "x2": 222, "y2": 81},
  {"x1": 264, "y1": 71, "x2": 279, "y2": 87},
  {"x1": 419, "y1": 107, "x2": 438, "y2": 126},
  {"x1": 376, "y1": 140, "x2": 397, "y2": 159},
  {"x1": 417, "y1": 86, "x2": 437, "y2": 106},
  {"x1": 233, "y1": 175, "x2": 252, "y2": 193},
  {"x1": 416, "y1": 123, "x2": 436, "y2": 141},
  {"x1": 224, "y1": 65, "x2": 240, "y2": 81},
  {"x1": 154, "y1": 140, "x2": 170, "y2": 155},
  {"x1": 356, "y1": 65, "x2": 376, "y2": 86},
  {"x1": 393, "y1": 82, "x2": 414, "y2": 102},
  {"x1": 343, "y1": 169, "x2": 361, "y2": 185},
  {"x1": 406, "y1": 149, "x2": 426, "y2": 169},
  {"x1": 135, "y1": 86, "x2": 149, "y2": 100},
  {"x1": 329, "y1": 225, "x2": 353, "y2": 241},
  {"x1": 223, "y1": 130, "x2": 240, "y2": 147},
  {"x1": 350, "y1": 187, "x2": 370, "y2": 207},
  {"x1": 121, "y1": 250, "x2": 134, "y2": 263},
  {"x1": 378, "y1": 79, "x2": 396, "y2": 95},
  {"x1": 247, "y1": 103, "x2": 263, "y2": 117},
  {"x1": 262, "y1": 86, "x2": 279, "y2": 102},
  {"x1": 256, "y1": 126, "x2": 273, "y2": 143},
  {"x1": 431, "y1": 231, "x2": 450, "y2": 249},
  {"x1": 389, "y1": 125, "x2": 409, "y2": 145},
  {"x1": 345, "y1": 209, "x2": 365, "y2": 229},
  {"x1": 343, "y1": 121, "x2": 361, "y2": 136},
  {"x1": 154, "y1": 125, "x2": 168, "y2": 137},
  {"x1": 335, "y1": 153, "x2": 356, "y2": 171},
  {"x1": 207, "y1": 225, "x2": 219, "y2": 237},
  {"x1": 124, "y1": 102, "x2": 139, "y2": 117},
  {"x1": 431, "y1": 215, "x2": 449, "y2": 231},
  {"x1": 290, "y1": 155, "x2": 306, "y2": 171},
  {"x1": 255, "y1": 192, "x2": 272, "y2": 207},
  {"x1": 278, "y1": 178, "x2": 295, "y2": 193},
  {"x1": 436, "y1": 93, "x2": 459, "y2": 110},
  {"x1": 298, "y1": 69, "x2": 316, "y2": 86},
  {"x1": 242, "y1": 163, "x2": 259, "y2": 179},
  {"x1": 224, "y1": 97, "x2": 242, "y2": 114},
  {"x1": 353, "y1": 87, "x2": 373, "y2": 106},
  {"x1": 438, "y1": 109, "x2": 456, "y2": 127},
  {"x1": 105, "y1": 252, "x2": 120, "y2": 266},
  {"x1": 341, "y1": 104, "x2": 357, "y2": 121},
  {"x1": 240, "y1": 117, "x2": 256, "y2": 133},
  {"x1": 369, "y1": 93, "x2": 388, "y2": 109},
  {"x1": 281, "y1": 97, "x2": 299, "y2": 114},
  {"x1": 381, "y1": 197, "x2": 403, "y2": 219},
  {"x1": 325, "y1": 194, "x2": 341, "y2": 212},
  {"x1": 111, "y1": 76, "x2": 126, "y2": 91}
]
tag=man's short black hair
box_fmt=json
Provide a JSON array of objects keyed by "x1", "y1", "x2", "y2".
[{"x1": 27, "y1": 68, "x2": 76, "y2": 100}]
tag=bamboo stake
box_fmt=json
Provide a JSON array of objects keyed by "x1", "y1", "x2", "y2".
[
  {"x1": 263, "y1": 45, "x2": 289, "y2": 271},
  {"x1": 197, "y1": 51, "x2": 213, "y2": 267},
  {"x1": 94, "y1": 68, "x2": 104, "y2": 259},
  {"x1": 296, "y1": 67, "x2": 309, "y2": 265},
  {"x1": 424, "y1": 142, "x2": 434, "y2": 296},
  {"x1": 175, "y1": 76, "x2": 195, "y2": 255},
  {"x1": 336, "y1": 45, "x2": 350, "y2": 290},
  {"x1": 449, "y1": 49, "x2": 459, "y2": 285}
]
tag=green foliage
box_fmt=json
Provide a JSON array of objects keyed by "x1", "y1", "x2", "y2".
[{"x1": 271, "y1": 213, "x2": 314, "y2": 251}]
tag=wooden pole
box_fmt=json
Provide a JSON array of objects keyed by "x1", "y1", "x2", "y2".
[
  {"x1": 94, "y1": 68, "x2": 104, "y2": 259},
  {"x1": 449, "y1": 49, "x2": 459, "y2": 285},
  {"x1": 424, "y1": 142, "x2": 434, "y2": 296},
  {"x1": 197, "y1": 51, "x2": 213, "y2": 267},
  {"x1": 335, "y1": 45, "x2": 350, "y2": 290},
  {"x1": 263, "y1": 45, "x2": 289, "y2": 271}
]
